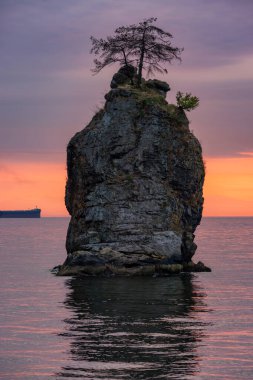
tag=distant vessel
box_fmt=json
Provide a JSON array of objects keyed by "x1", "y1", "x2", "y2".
[{"x1": 0, "y1": 208, "x2": 41, "y2": 218}]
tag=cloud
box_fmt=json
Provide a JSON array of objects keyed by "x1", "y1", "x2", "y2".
[
  {"x1": 0, "y1": 162, "x2": 35, "y2": 184},
  {"x1": 170, "y1": 54, "x2": 253, "y2": 84},
  {"x1": 239, "y1": 152, "x2": 253, "y2": 157}
]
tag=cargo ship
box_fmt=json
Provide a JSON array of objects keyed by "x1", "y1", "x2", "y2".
[{"x1": 0, "y1": 208, "x2": 41, "y2": 218}]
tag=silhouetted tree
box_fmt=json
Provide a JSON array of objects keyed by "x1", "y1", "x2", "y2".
[
  {"x1": 90, "y1": 33, "x2": 132, "y2": 73},
  {"x1": 90, "y1": 18, "x2": 183, "y2": 86}
]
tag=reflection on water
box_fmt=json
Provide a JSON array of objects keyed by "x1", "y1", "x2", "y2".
[
  {"x1": 57, "y1": 275, "x2": 209, "y2": 379},
  {"x1": 1, "y1": 218, "x2": 253, "y2": 379}
]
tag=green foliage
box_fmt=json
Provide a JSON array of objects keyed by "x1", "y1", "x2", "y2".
[
  {"x1": 141, "y1": 94, "x2": 166, "y2": 108},
  {"x1": 176, "y1": 91, "x2": 199, "y2": 111}
]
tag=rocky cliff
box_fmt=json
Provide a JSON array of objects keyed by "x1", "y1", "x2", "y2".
[{"x1": 58, "y1": 77, "x2": 210, "y2": 276}]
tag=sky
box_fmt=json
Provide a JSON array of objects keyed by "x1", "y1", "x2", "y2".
[{"x1": 1, "y1": 0, "x2": 253, "y2": 216}]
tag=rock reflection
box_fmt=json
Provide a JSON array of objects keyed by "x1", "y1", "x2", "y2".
[{"x1": 56, "y1": 274, "x2": 208, "y2": 379}]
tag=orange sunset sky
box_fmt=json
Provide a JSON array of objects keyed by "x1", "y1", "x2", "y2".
[
  {"x1": 1, "y1": 1, "x2": 253, "y2": 217},
  {"x1": 1, "y1": 156, "x2": 253, "y2": 217}
]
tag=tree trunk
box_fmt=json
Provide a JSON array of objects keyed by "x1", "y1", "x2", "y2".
[
  {"x1": 137, "y1": 28, "x2": 146, "y2": 87},
  {"x1": 137, "y1": 52, "x2": 144, "y2": 86},
  {"x1": 122, "y1": 49, "x2": 128, "y2": 66}
]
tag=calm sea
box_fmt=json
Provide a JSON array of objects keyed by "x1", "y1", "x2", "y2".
[{"x1": 0, "y1": 217, "x2": 253, "y2": 379}]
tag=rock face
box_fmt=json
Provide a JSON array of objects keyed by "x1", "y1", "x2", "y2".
[
  {"x1": 59, "y1": 82, "x2": 209, "y2": 276},
  {"x1": 146, "y1": 79, "x2": 171, "y2": 97}
]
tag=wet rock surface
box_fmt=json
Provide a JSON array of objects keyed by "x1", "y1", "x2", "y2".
[{"x1": 59, "y1": 81, "x2": 209, "y2": 276}]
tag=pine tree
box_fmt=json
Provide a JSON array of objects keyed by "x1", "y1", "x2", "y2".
[{"x1": 90, "y1": 18, "x2": 183, "y2": 86}]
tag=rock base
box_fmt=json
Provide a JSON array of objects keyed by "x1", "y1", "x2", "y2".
[{"x1": 54, "y1": 249, "x2": 210, "y2": 276}]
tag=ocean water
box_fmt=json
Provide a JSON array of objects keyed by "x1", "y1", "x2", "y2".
[{"x1": 0, "y1": 217, "x2": 253, "y2": 380}]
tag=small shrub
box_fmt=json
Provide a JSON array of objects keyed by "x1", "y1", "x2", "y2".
[{"x1": 176, "y1": 91, "x2": 199, "y2": 111}]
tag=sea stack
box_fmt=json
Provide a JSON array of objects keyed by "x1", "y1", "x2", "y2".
[{"x1": 58, "y1": 69, "x2": 210, "y2": 275}]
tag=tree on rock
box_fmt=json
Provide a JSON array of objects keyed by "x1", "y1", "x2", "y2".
[
  {"x1": 176, "y1": 91, "x2": 199, "y2": 111},
  {"x1": 90, "y1": 17, "x2": 183, "y2": 86}
]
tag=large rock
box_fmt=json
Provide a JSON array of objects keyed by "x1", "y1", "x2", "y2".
[
  {"x1": 146, "y1": 79, "x2": 170, "y2": 97},
  {"x1": 58, "y1": 84, "x2": 209, "y2": 276},
  {"x1": 110, "y1": 65, "x2": 137, "y2": 88}
]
